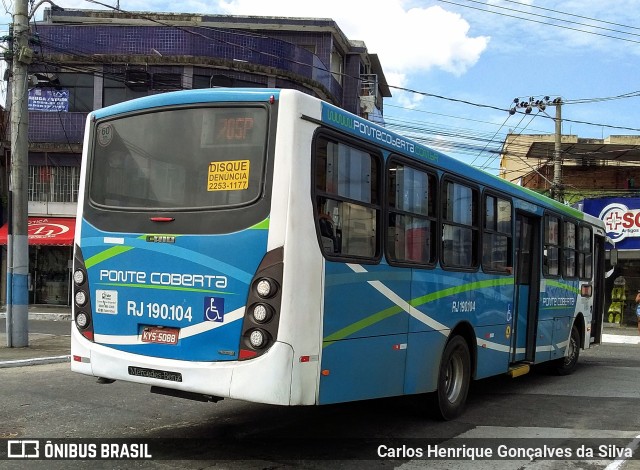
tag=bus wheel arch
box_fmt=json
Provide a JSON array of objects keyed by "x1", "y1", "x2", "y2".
[
  {"x1": 573, "y1": 313, "x2": 585, "y2": 349},
  {"x1": 433, "y1": 324, "x2": 475, "y2": 420},
  {"x1": 449, "y1": 322, "x2": 477, "y2": 379},
  {"x1": 551, "y1": 316, "x2": 583, "y2": 376}
]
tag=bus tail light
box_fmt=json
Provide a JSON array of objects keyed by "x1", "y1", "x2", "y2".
[
  {"x1": 248, "y1": 328, "x2": 270, "y2": 348},
  {"x1": 255, "y1": 278, "x2": 278, "y2": 298},
  {"x1": 73, "y1": 245, "x2": 95, "y2": 342},
  {"x1": 251, "y1": 303, "x2": 274, "y2": 323},
  {"x1": 239, "y1": 247, "x2": 283, "y2": 360}
]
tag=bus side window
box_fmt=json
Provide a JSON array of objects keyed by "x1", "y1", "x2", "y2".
[
  {"x1": 386, "y1": 161, "x2": 436, "y2": 265},
  {"x1": 441, "y1": 179, "x2": 478, "y2": 269},
  {"x1": 314, "y1": 135, "x2": 380, "y2": 260},
  {"x1": 543, "y1": 214, "x2": 560, "y2": 277},
  {"x1": 482, "y1": 194, "x2": 512, "y2": 274}
]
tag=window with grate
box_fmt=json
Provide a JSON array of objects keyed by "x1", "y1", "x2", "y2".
[{"x1": 28, "y1": 165, "x2": 80, "y2": 203}]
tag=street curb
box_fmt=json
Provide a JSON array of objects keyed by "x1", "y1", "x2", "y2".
[{"x1": 0, "y1": 355, "x2": 70, "y2": 368}]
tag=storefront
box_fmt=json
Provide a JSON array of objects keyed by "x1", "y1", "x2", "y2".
[
  {"x1": 0, "y1": 217, "x2": 75, "y2": 306},
  {"x1": 579, "y1": 197, "x2": 640, "y2": 325}
]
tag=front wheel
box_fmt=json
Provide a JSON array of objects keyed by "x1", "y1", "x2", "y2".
[
  {"x1": 434, "y1": 335, "x2": 471, "y2": 420},
  {"x1": 552, "y1": 325, "x2": 580, "y2": 375}
]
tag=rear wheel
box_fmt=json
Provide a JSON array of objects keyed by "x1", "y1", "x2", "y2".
[
  {"x1": 434, "y1": 335, "x2": 471, "y2": 420},
  {"x1": 552, "y1": 325, "x2": 580, "y2": 375}
]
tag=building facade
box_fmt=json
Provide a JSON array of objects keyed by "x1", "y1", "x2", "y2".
[
  {"x1": 1, "y1": 8, "x2": 391, "y2": 306},
  {"x1": 499, "y1": 133, "x2": 640, "y2": 325},
  {"x1": 499, "y1": 134, "x2": 640, "y2": 203}
]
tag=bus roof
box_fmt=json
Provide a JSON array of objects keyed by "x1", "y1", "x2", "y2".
[{"x1": 92, "y1": 88, "x2": 281, "y2": 120}]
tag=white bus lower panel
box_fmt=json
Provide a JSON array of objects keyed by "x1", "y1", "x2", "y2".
[{"x1": 71, "y1": 329, "x2": 295, "y2": 405}]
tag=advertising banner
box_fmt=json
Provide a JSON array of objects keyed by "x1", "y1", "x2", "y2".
[
  {"x1": 28, "y1": 88, "x2": 69, "y2": 112},
  {"x1": 580, "y1": 197, "x2": 640, "y2": 249}
]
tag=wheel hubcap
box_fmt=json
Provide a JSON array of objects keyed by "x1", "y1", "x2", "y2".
[
  {"x1": 445, "y1": 351, "x2": 464, "y2": 403},
  {"x1": 565, "y1": 335, "x2": 577, "y2": 366}
]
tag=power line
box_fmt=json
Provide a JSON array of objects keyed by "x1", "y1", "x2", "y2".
[
  {"x1": 449, "y1": 0, "x2": 640, "y2": 40},
  {"x1": 471, "y1": 113, "x2": 512, "y2": 167},
  {"x1": 499, "y1": 0, "x2": 640, "y2": 33},
  {"x1": 437, "y1": 0, "x2": 640, "y2": 44},
  {"x1": 564, "y1": 90, "x2": 640, "y2": 105},
  {"x1": 384, "y1": 102, "x2": 552, "y2": 133},
  {"x1": 388, "y1": 85, "x2": 640, "y2": 133}
]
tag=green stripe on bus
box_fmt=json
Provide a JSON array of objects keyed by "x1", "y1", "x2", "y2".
[
  {"x1": 323, "y1": 304, "x2": 403, "y2": 345},
  {"x1": 410, "y1": 278, "x2": 514, "y2": 308},
  {"x1": 250, "y1": 217, "x2": 270, "y2": 230},
  {"x1": 545, "y1": 279, "x2": 580, "y2": 295},
  {"x1": 85, "y1": 245, "x2": 134, "y2": 269},
  {"x1": 323, "y1": 277, "x2": 514, "y2": 347}
]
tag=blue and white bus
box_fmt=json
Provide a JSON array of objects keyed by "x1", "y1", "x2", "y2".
[{"x1": 71, "y1": 88, "x2": 606, "y2": 419}]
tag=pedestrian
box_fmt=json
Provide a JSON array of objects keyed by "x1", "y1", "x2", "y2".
[{"x1": 636, "y1": 289, "x2": 640, "y2": 335}]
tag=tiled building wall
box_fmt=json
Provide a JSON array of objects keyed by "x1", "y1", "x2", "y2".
[
  {"x1": 192, "y1": 66, "x2": 269, "y2": 86},
  {"x1": 29, "y1": 112, "x2": 87, "y2": 143},
  {"x1": 343, "y1": 55, "x2": 363, "y2": 117},
  {"x1": 262, "y1": 31, "x2": 334, "y2": 71},
  {"x1": 35, "y1": 25, "x2": 342, "y2": 102}
]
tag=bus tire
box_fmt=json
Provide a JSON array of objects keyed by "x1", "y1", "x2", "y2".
[
  {"x1": 434, "y1": 335, "x2": 471, "y2": 420},
  {"x1": 552, "y1": 325, "x2": 580, "y2": 376}
]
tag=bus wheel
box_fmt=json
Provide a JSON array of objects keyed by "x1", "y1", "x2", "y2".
[
  {"x1": 434, "y1": 335, "x2": 471, "y2": 420},
  {"x1": 552, "y1": 325, "x2": 580, "y2": 376}
]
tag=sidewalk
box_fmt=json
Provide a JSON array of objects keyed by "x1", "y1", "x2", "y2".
[
  {"x1": 0, "y1": 305, "x2": 71, "y2": 368},
  {"x1": 0, "y1": 312, "x2": 638, "y2": 369}
]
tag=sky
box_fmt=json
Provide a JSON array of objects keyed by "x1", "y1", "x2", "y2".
[{"x1": 1, "y1": 0, "x2": 639, "y2": 175}]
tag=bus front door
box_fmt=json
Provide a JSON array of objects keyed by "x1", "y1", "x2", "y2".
[
  {"x1": 511, "y1": 213, "x2": 540, "y2": 363},
  {"x1": 591, "y1": 234, "x2": 606, "y2": 344}
]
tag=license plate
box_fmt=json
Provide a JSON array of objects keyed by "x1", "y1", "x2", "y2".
[{"x1": 141, "y1": 326, "x2": 179, "y2": 345}]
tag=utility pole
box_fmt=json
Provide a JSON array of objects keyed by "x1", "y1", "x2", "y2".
[
  {"x1": 509, "y1": 96, "x2": 564, "y2": 202},
  {"x1": 552, "y1": 98, "x2": 563, "y2": 202},
  {"x1": 7, "y1": 0, "x2": 31, "y2": 347}
]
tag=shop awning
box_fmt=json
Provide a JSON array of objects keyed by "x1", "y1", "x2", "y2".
[{"x1": 0, "y1": 217, "x2": 75, "y2": 246}]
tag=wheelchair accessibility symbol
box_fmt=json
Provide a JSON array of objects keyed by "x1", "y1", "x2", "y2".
[{"x1": 204, "y1": 296, "x2": 225, "y2": 322}]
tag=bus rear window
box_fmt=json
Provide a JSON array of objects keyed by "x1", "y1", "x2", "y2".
[{"x1": 89, "y1": 106, "x2": 268, "y2": 210}]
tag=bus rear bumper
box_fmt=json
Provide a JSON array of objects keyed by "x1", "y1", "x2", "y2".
[{"x1": 71, "y1": 329, "x2": 295, "y2": 405}]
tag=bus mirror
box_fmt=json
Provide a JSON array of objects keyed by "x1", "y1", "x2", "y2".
[{"x1": 610, "y1": 249, "x2": 618, "y2": 266}]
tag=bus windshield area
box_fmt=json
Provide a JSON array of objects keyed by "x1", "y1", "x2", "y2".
[{"x1": 89, "y1": 106, "x2": 269, "y2": 210}]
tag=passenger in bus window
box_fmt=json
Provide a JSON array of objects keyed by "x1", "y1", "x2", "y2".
[{"x1": 318, "y1": 198, "x2": 338, "y2": 253}]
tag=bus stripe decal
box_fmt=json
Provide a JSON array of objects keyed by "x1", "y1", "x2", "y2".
[
  {"x1": 323, "y1": 306, "x2": 403, "y2": 345},
  {"x1": 119, "y1": 239, "x2": 254, "y2": 283},
  {"x1": 367, "y1": 280, "x2": 450, "y2": 333},
  {"x1": 179, "y1": 307, "x2": 244, "y2": 339},
  {"x1": 82, "y1": 237, "x2": 254, "y2": 283},
  {"x1": 85, "y1": 245, "x2": 134, "y2": 269},
  {"x1": 545, "y1": 279, "x2": 580, "y2": 295},
  {"x1": 324, "y1": 264, "x2": 514, "y2": 354},
  {"x1": 249, "y1": 217, "x2": 270, "y2": 230},
  {"x1": 93, "y1": 307, "x2": 245, "y2": 345}
]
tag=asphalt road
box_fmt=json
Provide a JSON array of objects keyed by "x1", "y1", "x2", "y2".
[{"x1": 1, "y1": 334, "x2": 639, "y2": 469}]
